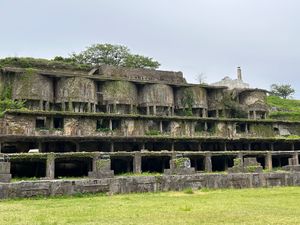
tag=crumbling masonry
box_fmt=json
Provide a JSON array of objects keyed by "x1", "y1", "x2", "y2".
[{"x1": 0, "y1": 64, "x2": 299, "y2": 180}]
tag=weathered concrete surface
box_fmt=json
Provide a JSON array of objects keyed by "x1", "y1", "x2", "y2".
[{"x1": 1, "y1": 172, "x2": 300, "y2": 199}]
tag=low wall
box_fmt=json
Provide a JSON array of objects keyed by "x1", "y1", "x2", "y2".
[{"x1": 1, "y1": 172, "x2": 300, "y2": 199}]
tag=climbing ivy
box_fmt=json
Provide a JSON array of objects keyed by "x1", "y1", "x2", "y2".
[{"x1": 181, "y1": 88, "x2": 194, "y2": 116}]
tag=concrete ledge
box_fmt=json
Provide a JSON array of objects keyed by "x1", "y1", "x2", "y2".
[{"x1": 1, "y1": 172, "x2": 300, "y2": 199}]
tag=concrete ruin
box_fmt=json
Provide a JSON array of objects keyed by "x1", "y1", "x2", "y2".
[{"x1": 0, "y1": 61, "x2": 299, "y2": 185}]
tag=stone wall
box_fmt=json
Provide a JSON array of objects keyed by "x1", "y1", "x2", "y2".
[{"x1": 0, "y1": 172, "x2": 300, "y2": 199}]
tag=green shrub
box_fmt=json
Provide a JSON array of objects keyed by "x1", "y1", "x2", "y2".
[
  {"x1": 145, "y1": 130, "x2": 161, "y2": 136},
  {"x1": 183, "y1": 188, "x2": 194, "y2": 194}
]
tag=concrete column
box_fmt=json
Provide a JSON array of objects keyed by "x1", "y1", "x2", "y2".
[
  {"x1": 39, "y1": 100, "x2": 43, "y2": 110},
  {"x1": 87, "y1": 102, "x2": 91, "y2": 113},
  {"x1": 153, "y1": 105, "x2": 157, "y2": 115},
  {"x1": 293, "y1": 152, "x2": 299, "y2": 164},
  {"x1": 46, "y1": 154, "x2": 55, "y2": 179},
  {"x1": 113, "y1": 103, "x2": 117, "y2": 113},
  {"x1": 245, "y1": 124, "x2": 249, "y2": 134},
  {"x1": 110, "y1": 142, "x2": 114, "y2": 152},
  {"x1": 141, "y1": 142, "x2": 145, "y2": 150},
  {"x1": 159, "y1": 121, "x2": 163, "y2": 133},
  {"x1": 248, "y1": 143, "x2": 251, "y2": 151},
  {"x1": 38, "y1": 142, "x2": 43, "y2": 152},
  {"x1": 133, "y1": 152, "x2": 142, "y2": 174},
  {"x1": 68, "y1": 101, "x2": 73, "y2": 111},
  {"x1": 198, "y1": 142, "x2": 202, "y2": 151},
  {"x1": 61, "y1": 102, "x2": 66, "y2": 111},
  {"x1": 109, "y1": 119, "x2": 112, "y2": 131},
  {"x1": 45, "y1": 101, "x2": 50, "y2": 111},
  {"x1": 253, "y1": 111, "x2": 257, "y2": 120},
  {"x1": 130, "y1": 104, "x2": 133, "y2": 114},
  {"x1": 270, "y1": 143, "x2": 274, "y2": 151},
  {"x1": 265, "y1": 152, "x2": 272, "y2": 170},
  {"x1": 204, "y1": 153, "x2": 212, "y2": 172},
  {"x1": 216, "y1": 110, "x2": 219, "y2": 118},
  {"x1": 237, "y1": 152, "x2": 243, "y2": 166},
  {"x1": 106, "y1": 104, "x2": 109, "y2": 113},
  {"x1": 146, "y1": 106, "x2": 150, "y2": 115},
  {"x1": 171, "y1": 107, "x2": 175, "y2": 116},
  {"x1": 171, "y1": 142, "x2": 175, "y2": 152},
  {"x1": 224, "y1": 142, "x2": 227, "y2": 151},
  {"x1": 93, "y1": 103, "x2": 97, "y2": 113},
  {"x1": 204, "y1": 122, "x2": 208, "y2": 132},
  {"x1": 291, "y1": 143, "x2": 295, "y2": 151}
]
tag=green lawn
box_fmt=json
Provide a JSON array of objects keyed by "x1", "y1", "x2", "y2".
[
  {"x1": 267, "y1": 96, "x2": 300, "y2": 121},
  {"x1": 0, "y1": 187, "x2": 300, "y2": 225}
]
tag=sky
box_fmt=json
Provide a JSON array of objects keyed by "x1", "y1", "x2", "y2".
[{"x1": 1, "y1": 0, "x2": 300, "y2": 97}]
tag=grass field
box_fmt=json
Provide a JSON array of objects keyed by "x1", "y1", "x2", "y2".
[
  {"x1": 0, "y1": 187, "x2": 300, "y2": 225},
  {"x1": 267, "y1": 96, "x2": 300, "y2": 121}
]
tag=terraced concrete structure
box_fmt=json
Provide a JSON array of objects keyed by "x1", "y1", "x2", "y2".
[{"x1": 0, "y1": 63, "x2": 299, "y2": 180}]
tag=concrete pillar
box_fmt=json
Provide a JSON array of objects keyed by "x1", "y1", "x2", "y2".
[
  {"x1": 253, "y1": 111, "x2": 257, "y2": 120},
  {"x1": 245, "y1": 124, "x2": 249, "y2": 134},
  {"x1": 293, "y1": 152, "x2": 299, "y2": 164},
  {"x1": 291, "y1": 143, "x2": 295, "y2": 151},
  {"x1": 61, "y1": 102, "x2": 66, "y2": 111},
  {"x1": 265, "y1": 152, "x2": 272, "y2": 170},
  {"x1": 113, "y1": 103, "x2": 117, "y2": 113},
  {"x1": 68, "y1": 101, "x2": 73, "y2": 111},
  {"x1": 153, "y1": 105, "x2": 157, "y2": 115},
  {"x1": 270, "y1": 143, "x2": 274, "y2": 151},
  {"x1": 171, "y1": 107, "x2": 175, "y2": 116},
  {"x1": 39, "y1": 100, "x2": 43, "y2": 110},
  {"x1": 109, "y1": 119, "x2": 112, "y2": 131},
  {"x1": 93, "y1": 103, "x2": 97, "y2": 113},
  {"x1": 45, "y1": 101, "x2": 50, "y2": 111},
  {"x1": 133, "y1": 152, "x2": 142, "y2": 174},
  {"x1": 146, "y1": 106, "x2": 150, "y2": 115},
  {"x1": 110, "y1": 142, "x2": 114, "y2": 152},
  {"x1": 106, "y1": 104, "x2": 109, "y2": 113},
  {"x1": 141, "y1": 142, "x2": 145, "y2": 150},
  {"x1": 87, "y1": 102, "x2": 91, "y2": 113},
  {"x1": 171, "y1": 142, "x2": 175, "y2": 152},
  {"x1": 159, "y1": 121, "x2": 163, "y2": 133},
  {"x1": 204, "y1": 153, "x2": 212, "y2": 172},
  {"x1": 248, "y1": 143, "x2": 251, "y2": 151},
  {"x1": 130, "y1": 104, "x2": 133, "y2": 114},
  {"x1": 46, "y1": 154, "x2": 55, "y2": 179},
  {"x1": 237, "y1": 152, "x2": 243, "y2": 166},
  {"x1": 216, "y1": 110, "x2": 219, "y2": 118},
  {"x1": 224, "y1": 142, "x2": 227, "y2": 151},
  {"x1": 198, "y1": 142, "x2": 202, "y2": 151},
  {"x1": 204, "y1": 122, "x2": 208, "y2": 132},
  {"x1": 38, "y1": 142, "x2": 43, "y2": 152}
]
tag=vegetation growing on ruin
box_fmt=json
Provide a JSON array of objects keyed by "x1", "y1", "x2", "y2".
[
  {"x1": 267, "y1": 96, "x2": 300, "y2": 121},
  {"x1": 145, "y1": 129, "x2": 161, "y2": 136},
  {"x1": 0, "y1": 57, "x2": 91, "y2": 71},
  {"x1": 181, "y1": 88, "x2": 194, "y2": 116},
  {"x1": 222, "y1": 93, "x2": 248, "y2": 119},
  {"x1": 1, "y1": 187, "x2": 300, "y2": 225}
]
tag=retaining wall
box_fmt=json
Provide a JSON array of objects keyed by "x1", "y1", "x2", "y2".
[{"x1": 1, "y1": 172, "x2": 300, "y2": 199}]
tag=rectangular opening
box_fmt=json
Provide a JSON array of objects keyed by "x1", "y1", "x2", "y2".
[
  {"x1": 207, "y1": 122, "x2": 215, "y2": 133},
  {"x1": 162, "y1": 121, "x2": 171, "y2": 133},
  {"x1": 96, "y1": 119, "x2": 110, "y2": 131},
  {"x1": 36, "y1": 117, "x2": 46, "y2": 129},
  {"x1": 112, "y1": 119, "x2": 121, "y2": 130},
  {"x1": 195, "y1": 122, "x2": 206, "y2": 133},
  {"x1": 53, "y1": 117, "x2": 64, "y2": 129},
  {"x1": 236, "y1": 123, "x2": 247, "y2": 133},
  {"x1": 208, "y1": 110, "x2": 217, "y2": 118}
]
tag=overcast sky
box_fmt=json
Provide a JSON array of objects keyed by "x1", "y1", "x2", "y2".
[{"x1": 1, "y1": 0, "x2": 299, "y2": 97}]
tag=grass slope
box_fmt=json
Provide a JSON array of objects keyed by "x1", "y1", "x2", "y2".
[
  {"x1": 0, "y1": 187, "x2": 300, "y2": 225},
  {"x1": 268, "y1": 96, "x2": 300, "y2": 121}
]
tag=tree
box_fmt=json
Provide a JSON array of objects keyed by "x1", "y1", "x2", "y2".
[
  {"x1": 70, "y1": 43, "x2": 160, "y2": 69},
  {"x1": 195, "y1": 72, "x2": 207, "y2": 84},
  {"x1": 270, "y1": 84, "x2": 295, "y2": 99}
]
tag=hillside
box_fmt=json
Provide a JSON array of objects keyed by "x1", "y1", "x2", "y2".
[{"x1": 267, "y1": 96, "x2": 300, "y2": 121}]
